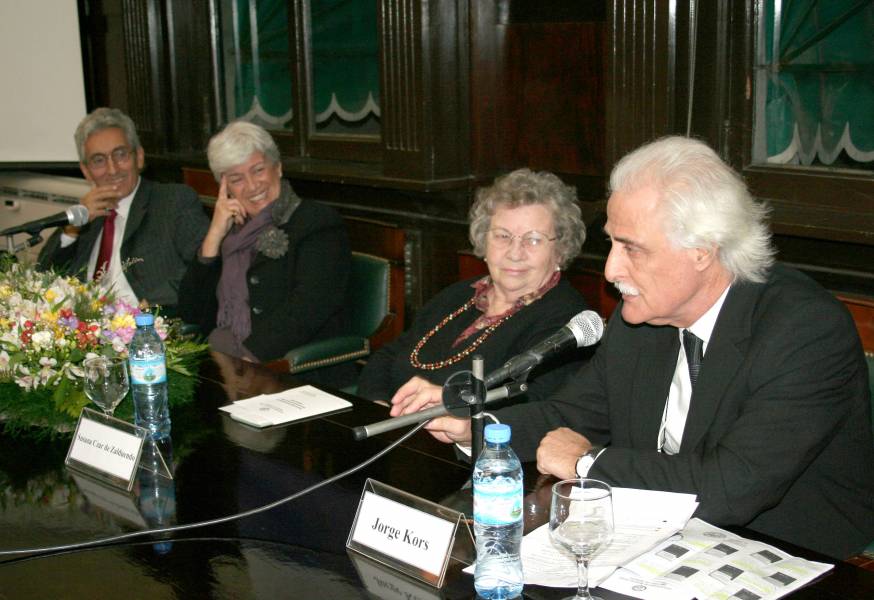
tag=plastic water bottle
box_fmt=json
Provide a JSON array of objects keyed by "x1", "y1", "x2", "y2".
[
  {"x1": 473, "y1": 423, "x2": 524, "y2": 599},
  {"x1": 129, "y1": 313, "x2": 170, "y2": 439}
]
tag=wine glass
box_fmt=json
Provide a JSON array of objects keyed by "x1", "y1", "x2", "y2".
[
  {"x1": 83, "y1": 355, "x2": 130, "y2": 418},
  {"x1": 549, "y1": 478, "x2": 614, "y2": 600}
]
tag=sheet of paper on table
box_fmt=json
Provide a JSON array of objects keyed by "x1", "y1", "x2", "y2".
[
  {"x1": 600, "y1": 518, "x2": 833, "y2": 600},
  {"x1": 219, "y1": 385, "x2": 352, "y2": 428},
  {"x1": 521, "y1": 487, "x2": 700, "y2": 588}
]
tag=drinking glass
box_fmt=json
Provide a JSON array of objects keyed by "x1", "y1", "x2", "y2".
[
  {"x1": 549, "y1": 478, "x2": 614, "y2": 600},
  {"x1": 83, "y1": 355, "x2": 130, "y2": 417}
]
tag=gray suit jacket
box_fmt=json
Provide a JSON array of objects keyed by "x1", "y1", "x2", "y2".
[
  {"x1": 38, "y1": 178, "x2": 209, "y2": 311},
  {"x1": 499, "y1": 264, "x2": 874, "y2": 558}
]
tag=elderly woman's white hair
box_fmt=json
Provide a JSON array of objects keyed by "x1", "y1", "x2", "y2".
[
  {"x1": 469, "y1": 168, "x2": 586, "y2": 269},
  {"x1": 609, "y1": 136, "x2": 776, "y2": 283},
  {"x1": 207, "y1": 121, "x2": 281, "y2": 181}
]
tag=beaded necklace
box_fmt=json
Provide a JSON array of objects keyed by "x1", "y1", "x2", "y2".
[{"x1": 409, "y1": 297, "x2": 516, "y2": 371}]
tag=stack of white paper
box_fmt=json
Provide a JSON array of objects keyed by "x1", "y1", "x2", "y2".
[
  {"x1": 600, "y1": 518, "x2": 833, "y2": 600},
  {"x1": 521, "y1": 487, "x2": 700, "y2": 588},
  {"x1": 219, "y1": 385, "x2": 352, "y2": 428}
]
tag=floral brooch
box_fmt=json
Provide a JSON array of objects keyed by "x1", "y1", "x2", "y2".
[{"x1": 256, "y1": 225, "x2": 289, "y2": 259}]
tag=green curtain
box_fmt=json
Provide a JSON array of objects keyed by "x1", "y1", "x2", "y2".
[
  {"x1": 310, "y1": 0, "x2": 380, "y2": 127},
  {"x1": 226, "y1": 0, "x2": 379, "y2": 132},
  {"x1": 764, "y1": 0, "x2": 874, "y2": 165},
  {"x1": 230, "y1": 0, "x2": 294, "y2": 129}
]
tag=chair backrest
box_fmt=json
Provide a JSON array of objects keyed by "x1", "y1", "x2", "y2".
[{"x1": 349, "y1": 251, "x2": 391, "y2": 339}]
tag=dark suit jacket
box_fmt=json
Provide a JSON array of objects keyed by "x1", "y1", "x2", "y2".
[
  {"x1": 499, "y1": 264, "x2": 874, "y2": 559},
  {"x1": 177, "y1": 197, "x2": 351, "y2": 363},
  {"x1": 38, "y1": 178, "x2": 209, "y2": 310}
]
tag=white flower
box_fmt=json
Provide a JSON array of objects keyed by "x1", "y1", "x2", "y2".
[
  {"x1": 0, "y1": 350, "x2": 9, "y2": 371},
  {"x1": 31, "y1": 330, "x2": 54, "y2": 350}
]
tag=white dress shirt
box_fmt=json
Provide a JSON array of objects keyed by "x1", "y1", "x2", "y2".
[
  {"x1": 60, "y1": 179, "x2": 140, "y2": 306},
  {"x1": 658, "y1": 285, "x2": 731, "y2": 454}
]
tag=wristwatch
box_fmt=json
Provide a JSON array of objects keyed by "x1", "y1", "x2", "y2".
[{"x1": 575, "y1": 445, "x2": 604, "y2": 477}]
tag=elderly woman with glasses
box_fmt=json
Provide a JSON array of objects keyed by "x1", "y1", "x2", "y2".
[
  {"x1": 178, "y1": 121, "x2": 352, "y2": 378},
  {"x1": 357, "y1": 168, "x2": 591, "y2": 412}
]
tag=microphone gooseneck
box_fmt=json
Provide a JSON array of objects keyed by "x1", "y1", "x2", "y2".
[{"x1": 353, "y1": 310, "x2": 604, "y2": 440}]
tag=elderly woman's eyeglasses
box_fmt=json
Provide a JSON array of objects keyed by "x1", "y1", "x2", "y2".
[
  {"x1": 86, "y1": 147, "x2": 134, "y2": 171},
  {"x1": 488, "y1": 228, "x2": 558, "y2": 249}
]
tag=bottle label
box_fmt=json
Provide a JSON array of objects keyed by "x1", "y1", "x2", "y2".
[
  {"x1": 473, "y1": 478, "x2": 523, "y2": 526},
  {"x1": 130, "y1": 356, "x2": 167, "y2": 384}
]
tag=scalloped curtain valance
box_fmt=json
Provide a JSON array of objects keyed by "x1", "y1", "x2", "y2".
[
  {"x1": 763, "y1": 0, "x2": 874, "y2": 166},
  {"x1": 226, "y1": 0, "x2": 379, "y2": 131}
]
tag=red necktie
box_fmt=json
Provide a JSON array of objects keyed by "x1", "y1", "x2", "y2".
[{"x1": 94, "y1": 209, "x2": 117, "y2": 280}]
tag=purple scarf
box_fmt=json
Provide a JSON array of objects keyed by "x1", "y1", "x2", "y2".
[{"x1": 215, "y1": 207, "x2": 274, "y2": 345}]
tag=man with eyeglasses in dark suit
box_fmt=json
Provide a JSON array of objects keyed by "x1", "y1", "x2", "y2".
[{"x1": 39, "y1": 107, "x2": 209, "y2": 316}]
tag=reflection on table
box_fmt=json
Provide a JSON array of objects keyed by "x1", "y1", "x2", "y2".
[{"x1": 0, "y1": 351, "x2": 871, "y2": 599}]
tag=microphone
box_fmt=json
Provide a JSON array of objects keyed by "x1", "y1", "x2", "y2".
[
  {"x1": 353, "y1": 381, "x2": 529, "y2": 441},
  {"x1": 0, "y1": 205, "x2": 90, "y2": 236},
  {"x1": 352, "y1": 310, "x2": 605, "y2": 441},
  {"x1": 483, "y1": 310, "x2": 604, "y2": 388}
]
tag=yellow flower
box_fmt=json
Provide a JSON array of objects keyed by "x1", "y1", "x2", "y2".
[
  {"x1": 0, "y1": 285, "x2": 11, "y2": 298},
  {"x1": 45, "y1": 289, "x2": 56, "y2": 302},
  {"x1": 111, "y1": 314, "x2": 136, "y2": 330}
]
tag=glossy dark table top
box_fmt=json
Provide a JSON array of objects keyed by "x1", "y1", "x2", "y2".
[{"x1": 1, "y1": 352, "x2": 872, "y2": 599}]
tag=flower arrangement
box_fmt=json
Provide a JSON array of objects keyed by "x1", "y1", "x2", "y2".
[{"x1": 0, "y1": 261, "x2": 207, "y2": 438}]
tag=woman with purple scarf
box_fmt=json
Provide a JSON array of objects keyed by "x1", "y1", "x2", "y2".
[{"x1": 178, "y1": 122, "x2": 352, "y2": 381}]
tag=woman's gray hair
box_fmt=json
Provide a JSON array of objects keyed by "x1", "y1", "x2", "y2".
[
  {"x1": 609, "y1": 135, "x2": 775, "y2": 283},
  {"x1": 469, "y1": 168, "x2": 586, "y2": 269},
  {"x1": 207, "y1": 121, "x2": 281, "y2": 180},
  {"x1": 74, "y1": 108, "x2": 140, "y2": 163}
]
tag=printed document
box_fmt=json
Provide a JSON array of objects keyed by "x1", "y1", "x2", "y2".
[{"x1": 219, "y1": 385, "x2": 352, "y2": 427}]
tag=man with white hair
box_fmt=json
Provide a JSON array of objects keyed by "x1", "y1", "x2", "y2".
[
  {"x1": 39, "y1": 107, "x2": 209, "y2": 314},
  {"x1": 393, "y1": 136, "x2": 874, "y2": 559}
]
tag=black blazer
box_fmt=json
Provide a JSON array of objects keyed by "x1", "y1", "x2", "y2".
[
  {"x1": 178, "y1": 197, "x2": 351, "y2": 363},
  {"x1": 499, "y1": 264, "x2": 874, "y2": 559},
  {"x1": 357, "y1": 277, "x2": 591, "y2": 406},
  {"x1": 38, "y1": 178, "x2": 209, "y2": 310}
]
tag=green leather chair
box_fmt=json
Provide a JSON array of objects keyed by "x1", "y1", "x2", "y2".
[{"x1": 282, "y1": 251, "x2": 392, "y2": 375}]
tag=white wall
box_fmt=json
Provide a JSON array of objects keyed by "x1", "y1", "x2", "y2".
[{"x1": 0, "y1": 2, "x2": 88, "y2": 163}]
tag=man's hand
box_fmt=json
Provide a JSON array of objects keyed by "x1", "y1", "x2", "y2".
[
  {"x1": 389, "y1": 376, "x2": 473, "y2": 445},
  {"x1": 423, "y1": 415, "x2": 472, "y2": 445},
  {"x1": 536, "y1": 427, "x2": 593, "y2": 480},
  {"x1": 389, "y1": 376, "x2": 443, "y2": 416},
  {"x1": 81, "y1": 185, "x2": 122, "y2": 222}
]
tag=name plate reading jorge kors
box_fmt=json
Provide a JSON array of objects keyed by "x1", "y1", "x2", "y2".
[{"x1": 351, "y1": 490, "x2": 457, "y2": 577}]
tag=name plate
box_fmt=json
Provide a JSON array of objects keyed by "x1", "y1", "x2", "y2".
[
  {"x1": 347, "y1": 479, "x2": 474, "y2": 588},
  {"x1": 65, "y1": 407, "x2": 147, "y2": 491}
]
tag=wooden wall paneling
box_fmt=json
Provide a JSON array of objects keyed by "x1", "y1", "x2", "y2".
[
  {"x1": 837, "y1": 294, "x2": 874, "y2": 354},
  {"x1": 162, "y1": 0, "x2": 217, "y2": 154},
  {"x1": 503, "y1": 22, "x2": 606, "y2": 177},
  {"x1": 606, "y1": 0, "x2": 677, "y2": 165},
  {"x1": 380, "y1": 0, "x2": 471, "y2": 184},
  {"x1": 469, "y1": 2, "x2": 505, "y2": 180},
  {"x1": 121, "y1": 0, "x2": 167, "y2": 153}
]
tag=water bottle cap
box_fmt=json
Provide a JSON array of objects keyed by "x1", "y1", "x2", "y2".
[
  {"x1": 484, "y1": 423, "x2": 511, "y2": 443},
  {"x1": 135, "y1": 313, "x2": 155, "y2": 327}
]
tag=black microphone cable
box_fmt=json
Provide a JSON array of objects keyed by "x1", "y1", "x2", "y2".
[{"x1": 0, "y1": 419, "x2": 431, "y2": 560}]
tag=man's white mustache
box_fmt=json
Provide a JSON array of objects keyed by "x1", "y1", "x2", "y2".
[{"x1": 613, "y1": 281, "x2": 640, "y2": 296}]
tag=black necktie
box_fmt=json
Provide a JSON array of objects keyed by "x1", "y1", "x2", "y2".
[{"x1": 683, "y1": 330, "x2": 704, "y2": 387}]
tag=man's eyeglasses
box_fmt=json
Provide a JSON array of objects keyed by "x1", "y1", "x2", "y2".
[
  {"x1": 86, "y1": 147, "x2": 134, "y2": 171},
  {"x1": 488, "y1": 228, "x2": 558, "y2": 249}
]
